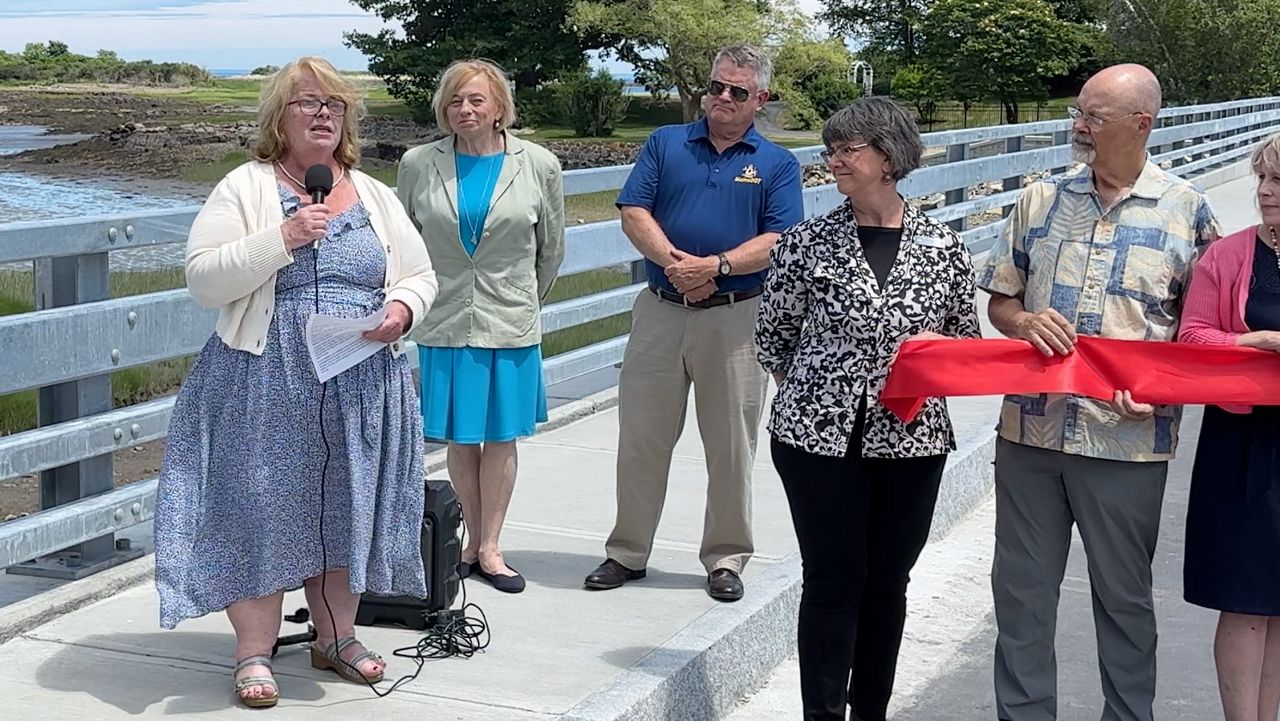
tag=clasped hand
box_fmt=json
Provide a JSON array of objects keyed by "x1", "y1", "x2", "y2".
[{"x1": 665, "y1": 249, "x2": 720, "y2": 301}]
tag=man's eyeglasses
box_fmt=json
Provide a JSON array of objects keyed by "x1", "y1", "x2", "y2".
[
  {"x1": 819, "y1": 142, "x2": 870, "y2": 163},
  {"x1": 1066, "y1": 105, "x2": 1143, "y2": 128},
  {"x1": 708, "y1": 79, "x2": 753, "y2": 103},
  {"x1": 289, "y1": 97, "x2": 348, "y2": 117}
]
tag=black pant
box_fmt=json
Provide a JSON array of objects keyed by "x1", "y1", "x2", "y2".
[{"x1": 771, "y1": 426, "x2": 946, "y2": 721}]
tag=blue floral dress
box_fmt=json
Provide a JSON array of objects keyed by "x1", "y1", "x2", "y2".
[{"x1": 155, "y1": 186, "x2": 426, "y2": 629}]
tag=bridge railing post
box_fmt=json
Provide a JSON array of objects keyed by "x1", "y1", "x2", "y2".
[
  {"x1": 1051, "y1": 130, "x2": 1070, "y2": 176},
  {"x1": 1001, "y1": 135, "x2": 1024, "y2": 217},
  {"x1": 944, "y1": 142, "x2": 969, "y2": 232},
  {"x1": 8, "y1": 246, "x2": 143, "y2": 579}
]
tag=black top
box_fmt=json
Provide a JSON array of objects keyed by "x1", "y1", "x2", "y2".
[
  {"x1": 857, "y1": 225, "x2": 903, "y2": 290},
  {"x1": 1246, "y1": 236, "x2": 1280, "y2": 332}
]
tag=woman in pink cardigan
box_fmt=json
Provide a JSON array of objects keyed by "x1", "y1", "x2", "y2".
[{"x1": 1179, "y1": 133, "x2": 1280, "y2": 721}]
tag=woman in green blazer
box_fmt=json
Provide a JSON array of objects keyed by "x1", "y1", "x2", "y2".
[{"x1": 397, "y1": 59, "x2": 565, "y2": 594}]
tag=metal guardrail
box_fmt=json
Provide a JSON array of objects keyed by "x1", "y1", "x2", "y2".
[{"x1": 2, "y1": 96, "x2": 1279, "y2": 574}]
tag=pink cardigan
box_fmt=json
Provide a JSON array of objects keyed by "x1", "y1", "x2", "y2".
[{"x1": 1178, "y1": 226, "x2": 1259, "y2": 412}]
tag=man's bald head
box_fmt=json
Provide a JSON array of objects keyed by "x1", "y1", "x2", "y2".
[{"x1": 1081, "y1": 63, "x2": 1163, "y2": 117}]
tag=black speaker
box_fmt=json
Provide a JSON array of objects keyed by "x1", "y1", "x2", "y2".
[{"x1": 355, "y1": 478, "x2": 462, "y2": 629}]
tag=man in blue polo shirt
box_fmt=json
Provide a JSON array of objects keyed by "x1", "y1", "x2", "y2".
[{"x1": 584, "y1": 44, "x2": 804, "y2": 602}]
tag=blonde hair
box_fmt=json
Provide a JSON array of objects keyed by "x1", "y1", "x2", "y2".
[
  {"x1": 1253, "y1": 133, "x2": 1280, "y2": 177},
  {"x1": 253, "y1": 56, "x2": 364, "y2": 168},
  {"x1": 432, "y1": 59, "x2": 517, "y2": 132}
]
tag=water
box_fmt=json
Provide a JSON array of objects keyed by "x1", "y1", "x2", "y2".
[{"x1": 0, "y1": 126, "x2": 199, "y2": 269}]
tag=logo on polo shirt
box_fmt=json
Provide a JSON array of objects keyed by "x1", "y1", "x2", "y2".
[{"x1": 734, "y1": 164, "x2": 762, "y2": 184}]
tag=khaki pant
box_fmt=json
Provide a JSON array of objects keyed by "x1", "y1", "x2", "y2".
[{"x1": 604, "y1": 289, "x2": 767, "y2": 574}]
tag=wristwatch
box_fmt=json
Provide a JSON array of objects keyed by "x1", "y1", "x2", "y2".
[{"x1": 717, "y1": 252, "x2": 732, "y2": 277}]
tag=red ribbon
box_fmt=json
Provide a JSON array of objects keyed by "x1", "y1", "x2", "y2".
[{"x1": 880, "y1": 336, "x2": 1280, "y2": 423}]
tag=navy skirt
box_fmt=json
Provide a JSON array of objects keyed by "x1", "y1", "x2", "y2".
[{"x1": 1184, "y1": 405, "x2": 1280, "y2": 616}]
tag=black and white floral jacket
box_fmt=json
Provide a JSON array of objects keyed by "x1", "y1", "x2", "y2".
[{"x1": 755, "y1": 200, "x2": 981, "y2": 458}]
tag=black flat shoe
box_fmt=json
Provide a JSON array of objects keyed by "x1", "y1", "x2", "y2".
[
  {"x1": 458, "y1": 561, "x2": 476, "y2": 579},
  {"x1": 475, "y1": 565, "x2": 526, "y2": 593}
]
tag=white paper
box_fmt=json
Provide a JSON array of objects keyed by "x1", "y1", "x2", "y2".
[{"x1": 305, "y1": 306, "x2": 389, "y2": 383}]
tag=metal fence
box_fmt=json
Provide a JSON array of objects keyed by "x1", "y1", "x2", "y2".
[{"x1": 1, "y1": 95, "x2": 1278, "y2": 577}]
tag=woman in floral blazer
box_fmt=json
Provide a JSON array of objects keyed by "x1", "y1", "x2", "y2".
[{"x1": 754, "y1": 96, "x2": 980, "y2": 721}]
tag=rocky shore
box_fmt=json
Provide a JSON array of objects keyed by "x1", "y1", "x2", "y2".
[{"x1": 0, "y1": 87, "x2": 836, "y2": 199}]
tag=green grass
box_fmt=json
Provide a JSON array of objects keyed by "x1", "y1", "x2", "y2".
[
  {"x1": 0, "y1": 268, "x2": 192, "y2": 435},
  {"x1": 917, "y1": 97, "x2": 1077, "y2": 131},
  {"x1": 182, "y1": 150, "x2": 249, "y2": 183},
  {"x1": 132, "y1": 77, "x2": 400, "y2": 108},
  {"x1": 543, "y1": 268, "x2": 634, "y2": 358},
  {"x1": 527, "y1": 98, "x2": 686, "y2": 143}
]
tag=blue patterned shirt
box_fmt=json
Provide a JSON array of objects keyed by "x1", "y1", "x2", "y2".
[{"x1": 978, "y1": 161, "x2": 1220, "y2": 462}]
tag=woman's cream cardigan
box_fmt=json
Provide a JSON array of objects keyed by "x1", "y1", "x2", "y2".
[{"x1": 185, "y1": 161, "x2": 438, "y2": 356}]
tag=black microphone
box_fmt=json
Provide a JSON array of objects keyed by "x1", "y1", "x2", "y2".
[
  {"x1": 305, "y1": 164, "x2": 333, "y2": 205},
  {"x1": 304, "y1": 164, "x2": 333, "y2": 249}
]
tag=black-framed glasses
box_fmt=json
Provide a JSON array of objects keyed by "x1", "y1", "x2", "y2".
[
  {"x1": 819, "y1": 142, "x2": 871, "y2": 163},
  {"x1": 1066, "y1": 105, "x2": 1142, "y2": 128},
  {"x1": 289, "y1": 97, "x2": 348, "y2": 117},
  {"x1": 708, "y1": 79, "x2": 753, "y2": 103}
]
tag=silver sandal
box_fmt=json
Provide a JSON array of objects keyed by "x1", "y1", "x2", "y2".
[
  {"x1": 310, "y1": 636, "x2": 385, "y2": 684},
  {"x1": 234, "y1": 655, "x2": 279, "y2": 708}
]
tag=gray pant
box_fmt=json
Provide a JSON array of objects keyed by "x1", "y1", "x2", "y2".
[{"x1": 992, "y1": 438, "x2": 1168, "y2": 721}]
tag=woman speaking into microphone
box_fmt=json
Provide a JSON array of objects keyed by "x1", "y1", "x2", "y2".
[{"x1": 153, "y1": 56, "x2": 437, "y2": 708}]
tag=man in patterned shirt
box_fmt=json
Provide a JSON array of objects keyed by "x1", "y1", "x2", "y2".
[{"x1": 979, "y1": 64, "x2": 1219, "y2": 721}]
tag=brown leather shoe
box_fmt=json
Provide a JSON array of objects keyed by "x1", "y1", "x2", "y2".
[
  {"x1": 584, "y1": 559, "x2": 646, "y2": 590},
  {"x1": 708, "y1": 569, "x2": 744, "y2": 602}
]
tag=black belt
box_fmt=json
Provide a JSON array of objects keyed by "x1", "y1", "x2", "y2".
[{"x1": 649, "y1": 284, "x2": 763, "y2": 309}]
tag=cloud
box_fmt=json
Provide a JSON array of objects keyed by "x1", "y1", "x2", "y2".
[
  {"x1": 0, "y1": 0, "x2": 390, "y2": 70},
  {"x1": 0, "y1": 1, "x2": 243, "y2": 17}
]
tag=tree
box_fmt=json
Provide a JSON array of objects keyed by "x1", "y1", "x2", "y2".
[
  {"x1": 570, "y1": 0, "x2": 778, "y2": 122},
  {"x1": 345, "y1": 0, "x2": 614, "y2": 121},
  {"x1": 560, "y1": 68, "x2": 632, "y2": 136},
  {"x1": 1045, "y1": 0, "x2": 1106, "y2": 24},
  {"x1": 921, "y1": 0, "x2": 1083, "y2": 123},
  {"x1": 772, "y1": 36, "x2": 856, "y2": 129},
  {"x1": 1107, "y1": 0, "x2": 1280, "y2": 104},
  {"x1": 891, "y1": 64, "x2": 943, "y2": 126},
  {"x1": 819, "y1": 0, "x2": 932, "y2": 72}
]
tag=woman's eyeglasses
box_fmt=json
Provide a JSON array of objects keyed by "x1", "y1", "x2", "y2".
[
  {"x1": 819, "y1": 142, "x2": 871, "y2": 163},
  {"x1": 708, "y1": 79, "x2": 752, "y2": 103},
  {"x1": 289, "y1": 98, "x2": 348, "y2": 117}
]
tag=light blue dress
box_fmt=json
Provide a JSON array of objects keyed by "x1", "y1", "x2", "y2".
[
  {"x1": 420, "y1": 151, "x2": 548, "y2": 444},
  {"x1": 155, "y1": 186, "x2": 427, "y2": 629}
]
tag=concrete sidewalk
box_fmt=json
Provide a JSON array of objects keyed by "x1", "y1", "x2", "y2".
[{"x1": 0, "y1": 378, "x2": 996, "y2": 721}]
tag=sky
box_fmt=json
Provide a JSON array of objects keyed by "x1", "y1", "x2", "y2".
[{"x1": 0, "y1": 0, "x2": 830, "y2": 74}]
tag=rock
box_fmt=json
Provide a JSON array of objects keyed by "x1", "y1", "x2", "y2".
[{"x1": 803, "y1": 164, "x2": 833, "y2": 187}]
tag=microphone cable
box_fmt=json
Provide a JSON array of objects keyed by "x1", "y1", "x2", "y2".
[{"x1": 305, "y1": 193, "x2": 490, "y2": 701}]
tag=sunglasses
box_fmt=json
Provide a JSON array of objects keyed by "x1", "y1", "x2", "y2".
[{"x1": 708, "y1": 79, "x2": 753, "y2": 103}]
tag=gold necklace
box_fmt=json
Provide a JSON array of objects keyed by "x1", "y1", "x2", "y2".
[{"x1": 276, "y1": 162, "x2": 345, "y2": 195}]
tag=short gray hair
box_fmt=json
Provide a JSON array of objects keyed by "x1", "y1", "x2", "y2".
[
  {"x1": 821, "y1": 96, "x2": 924, "y2": 181},
  {"x1": 1252, "y1": 132, "x2": 1280, "y2": 176},
  {"x1": 712, "y1": 44, "x2": 772, "y2": 92}
]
